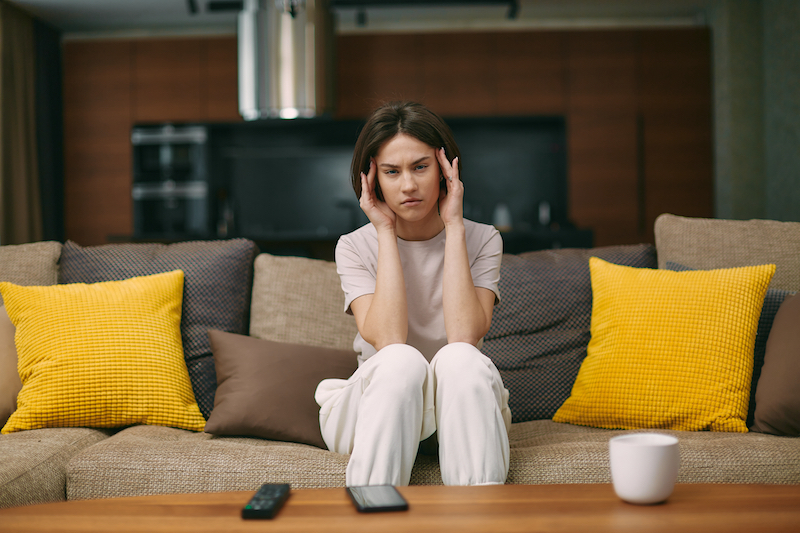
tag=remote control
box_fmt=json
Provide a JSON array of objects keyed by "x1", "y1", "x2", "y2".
[{"x1": 241, "y1": 483, "x2": 291, "y2": 519}]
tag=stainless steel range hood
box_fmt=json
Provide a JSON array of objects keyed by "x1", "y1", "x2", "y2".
[{"x1": 238, "y1": 0, "x2": 333, "y2": 120}]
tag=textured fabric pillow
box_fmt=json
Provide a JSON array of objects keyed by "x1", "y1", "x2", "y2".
[
  {"x1": 0, "y1": 241, "x2": 61, "y2": 305},
  {"x1": 58, "y1": 239, "x2": 258, "y2": 419},
  {"x1": 654, "y1": 213, "x2": 800, "y2": 292},
  {"x1": 665, "y1": 261, "x2": 794, "y2": 427},
  {"x1": 205, "y1": 329, "x2": 357, "y2": 448},
  {"x1": 481, "y1": 244, "x2": 657, "y2": 423},
  {"x1": 1, "y1": 241, "x2": 61, "y2": 428},
  {"x1": 250, "y1": 254, "x2": 358, "y2": 351},
  {"x1": 751, "y1": 294, "x2": 800, "y2": 436},
  {"x1": 0, "y1": 270, "x2": 206, "y2": 434},
  {"x1": 0, "y1": 305, "x2": 21, "y2": 428},
  {"x1": 553, "y1": 258, "x2": 775, "y2": 432}
]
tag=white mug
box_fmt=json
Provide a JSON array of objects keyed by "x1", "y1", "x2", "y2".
[{"x1": 609, "y1": 433, "x2": 680, "y2": 504}]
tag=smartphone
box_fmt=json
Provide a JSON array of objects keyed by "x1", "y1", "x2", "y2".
[{"x1": 345, "y1": 485, "x2": 409, "y2": 513}]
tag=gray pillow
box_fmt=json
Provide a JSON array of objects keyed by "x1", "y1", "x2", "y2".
[
  {"x1": 482, "y1": 244, "x2": 657, "y2": 423},
  {"x1": 58, "y1": 239, "x2": 258, "y2": 418},
  {"x1": 665, "y1": 261, "x2": 793, "y2": 428},
  {"x1": 0, "y1": 241, "x2": 61, "y2": 305}
]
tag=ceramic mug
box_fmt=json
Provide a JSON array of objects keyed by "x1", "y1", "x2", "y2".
[{"x1": 609, "y1": 433, "x2": 680, "y2": 504}]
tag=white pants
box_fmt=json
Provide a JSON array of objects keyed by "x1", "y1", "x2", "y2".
[{"x1": 315, "y1": 342, "x2": 512, "y2": 487}]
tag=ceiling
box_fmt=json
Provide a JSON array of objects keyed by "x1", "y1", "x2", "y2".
[{"x1": 8, "y1": 0, "x2": 715, "y2": 37}]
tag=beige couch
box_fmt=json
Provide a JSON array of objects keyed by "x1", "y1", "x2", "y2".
[{"x1": 1, "y1": 214, "x2": 799, "y2": 509}]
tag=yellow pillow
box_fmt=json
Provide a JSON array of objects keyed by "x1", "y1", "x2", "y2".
[
  {"x1": 552, "y1": 258, "x2": 775, "y2": 432},
  {"x1": 0, "y1": 270, "x2": 205, "y2": 434}
]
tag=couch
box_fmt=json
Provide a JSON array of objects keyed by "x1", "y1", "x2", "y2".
[{"x1": 1, "y1": 213, "x2": 798, "y2": 509}]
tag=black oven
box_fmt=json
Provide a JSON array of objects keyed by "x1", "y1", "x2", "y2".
[{"x1": 131, "y1": 125, "x2": 212, "y2": 237}]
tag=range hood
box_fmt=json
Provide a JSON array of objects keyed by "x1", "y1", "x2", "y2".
[{"x1": 238, "y1": 0, "x2": 334, "y2": 120}]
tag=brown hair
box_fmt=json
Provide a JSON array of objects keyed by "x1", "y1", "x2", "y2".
[{"x1": 350, "y1": 101, "x2": 461, "y2": 201}]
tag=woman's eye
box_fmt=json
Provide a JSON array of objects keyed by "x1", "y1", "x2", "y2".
[{"x1": 415, "y1": 165, "x2": 427, "y2": 171}]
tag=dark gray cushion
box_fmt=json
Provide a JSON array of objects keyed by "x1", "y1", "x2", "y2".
[
  {"x1": 58, "y1": 239, "x2": 258, "y2": 419},
  {"x1": 665, "y1": 261, "x2": 793, "y2": 428},
  {"x1": 482, "y1": 244, "x2": 657, "y2": 423}
]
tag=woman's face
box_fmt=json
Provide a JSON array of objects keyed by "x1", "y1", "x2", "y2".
[{"x1": 374, "y1": 133, "x2": 443, "y2": 229}]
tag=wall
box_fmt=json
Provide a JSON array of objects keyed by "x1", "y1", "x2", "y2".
[
  {"x1": 62, "y1": 29, "x2": 713, "y2": 247},
  {"x1": 62, "y1": 36, "x2": 239, "y2": 246},
  {"x1": 763, "y1": 0, "x2": 800, "y2": 222},
  {"x1": 708, "y1": 0, "x2": 765, "y2": 220}
]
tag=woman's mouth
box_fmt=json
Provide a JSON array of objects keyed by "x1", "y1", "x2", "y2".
[{"x1": 401, "y1": 198, "x2": 422, "y2": 207}]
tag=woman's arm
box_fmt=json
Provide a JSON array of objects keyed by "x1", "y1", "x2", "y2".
[
  {"x1": 437, "y1": 149, "x2": 495, "y2": 345},
  {"x1": 349, "y1": 160, "x2": 408, "y2": 350}
]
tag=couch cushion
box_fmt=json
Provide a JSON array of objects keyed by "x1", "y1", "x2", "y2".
[
  {"x1": 249, "y1": 254, "x2": 358, "y2": 351},
  {"x1": 0, "y1": 271, "x2": 206, "y2": 434},
  {"x1": 65, "y1": 425, "x2": 353, "y2": 500},
  {"x1": 58, "y1": 239, "x2": 258, "y2": 419},
  {"x1": 0, "y1": 306, "x2": 20, "y2": 429},
  {"x1": 481, "y1": 244, "x2": 657, "y2": 423},
  {"x1": 0, "y1": 241, "x2": 61, "y2": 306},
  {"x1": 751, "y1": 293, "x2": 800, "y2": 436},
  {"x1": 0, "y1": 428, "x2": 111, "y2": 508},
  {"x1": 0, "y1": 242, "x2": 61, "y2": 427},
  {"x1": 507, "y1": 420, "x2": 800, "y2": 484},
  {"x1": 204, "y1": 330, "x2": 357, "y2": 449},
  {"x1": 553, "y1": 259, "x2": 774, "y2": 432},
  {"x1": 666, "y1": 261, "x2": 794, "y2": 428},
  {"x1": 654, "y1": 213, "x2": 800, "y2": 292}
]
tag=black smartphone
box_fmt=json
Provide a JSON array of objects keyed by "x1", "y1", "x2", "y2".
[{"x1": 345, "y1": 485, "x2": 409, "y2": 513}]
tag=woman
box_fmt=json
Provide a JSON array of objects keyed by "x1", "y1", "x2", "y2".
[{"x1": 315, "y1": 102, "x2": 511, "y2": 487}]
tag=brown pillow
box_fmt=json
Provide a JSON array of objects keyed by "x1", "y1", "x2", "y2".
[
  {"x1": 751, "y1": 293, "x2": 800, "y2": 436},
  {"x1": 205, "y1": 329, "x2": 357, "y2": 449},
  {"x1": 0, "y1": 305, "x2": 21, "y2": 428}
]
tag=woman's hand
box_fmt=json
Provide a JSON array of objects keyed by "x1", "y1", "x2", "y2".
[
  {"x1": 359, "y1": 159, "x2": 396, "y2": 233},
  {"x1": 437, "y1": 148, "x2": 464, "y2": 228}
]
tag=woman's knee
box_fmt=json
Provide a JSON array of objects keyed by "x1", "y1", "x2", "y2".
[
  {"x1": 432, "y1": 342, "x2": 491, "y2": 382},
  {"x1": 369, "y1": 344, "x2": 429, "y2": 392}
]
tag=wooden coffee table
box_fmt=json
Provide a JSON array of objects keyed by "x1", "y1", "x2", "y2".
[{"x1": 1, "y1": 484, "x2": 798, "y2": 532}]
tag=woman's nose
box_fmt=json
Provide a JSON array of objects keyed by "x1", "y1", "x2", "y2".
[{"x1": 400, "y1": 172, "x2": 417, "y2": 191}]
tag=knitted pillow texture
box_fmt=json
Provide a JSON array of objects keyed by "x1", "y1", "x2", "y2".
[
  {"x1": 0, "y1": 305, "x2": 20, "y2": 428},
  {"x1": 58, "y1": 239, "x2": 258, "y2": 418},
  {"x1": 552, "y1": 258, "x2": 775, "y2": 432},
  {"x1": 481, "y1": 244, "x2": 657, "y2": 422},
  {"x1": 665, "y1": 261, "x2": 793, "y2": 427},
  {"x1": 0, "y1": 270, "x2": 206, "y2": 434}
]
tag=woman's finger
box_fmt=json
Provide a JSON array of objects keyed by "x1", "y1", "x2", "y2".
[{"x1": 437, "y1": 147, "x2": 452, "y2": 179}]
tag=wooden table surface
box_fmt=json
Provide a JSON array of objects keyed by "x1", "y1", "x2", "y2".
[{"x1": 1, "y1": 484, "x2": 799, "y2": 533}]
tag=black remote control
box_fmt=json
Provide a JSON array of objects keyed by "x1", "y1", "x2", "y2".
[{"x1": 241, "y1": 483, "x2": 291, "y2": 519}]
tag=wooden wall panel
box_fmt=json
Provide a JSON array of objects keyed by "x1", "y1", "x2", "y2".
[
  {"x1": 336, "y1": 34, "x2": 425, "y2": 118},
  {"x1": 567, "y1": 31, "x2": 638, "y2": 113},
  {"x1": 205, "y1": 37, "x2": 241, "y2": 122},
  {"x1": 63, "y1": 40, "x2": 133, "y2": 246},
  {"x1": 566, "y1": 31, "x2": 641, "y2": 246},
  {"x1": 639, "y1": 29, "x2": 713, "y2": 243},
  {"x1": 568, "y1": 112, "x2": 640, "y2": 246},
  {"x1": 495, "y1": 31, "x2": 567, "y2": 116},
  {"x1": 133, "y1": 38, "x2": 204, "y2": 123},
  {"x1": 420, "y1": 33, "x2": 495, "y2": 116}
]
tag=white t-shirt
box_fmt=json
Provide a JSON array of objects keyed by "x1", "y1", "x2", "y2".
[{"x1": 335, "y1": 219, "x2": 502, "y2": 366}]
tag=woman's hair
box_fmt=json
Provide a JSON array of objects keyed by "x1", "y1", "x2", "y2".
[{"x1": 350, "y1": 101, "x2": 462, "y2": 200}]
